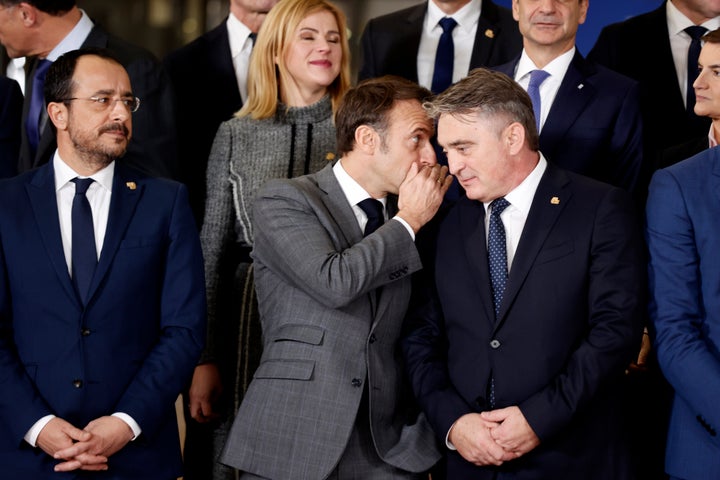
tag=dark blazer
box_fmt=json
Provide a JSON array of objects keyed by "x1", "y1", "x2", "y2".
[
  {"x1": 0, "y1": 75, "x2": 21, "y2": 178},
  {"x1": 19, "y1": 25, "x2": 179, "y2": 179},
  {"x1": 358, "y1": 0, "x2": 522, "y2": 83},
  {"x1": 0, "y1": 161, "x2": 206, "y2": 479},
  {"x1": 404, "y1": 164, "x2": 645, "y2": 479},
  {"x1": 588, "y1": 2, "x2": 710, "y2": 169},
  {"x1": 163, "y1": 20, "x2": 242, "y2": 226},
  {"x1": 221, "y1": 164, "x2": 440, "y2": 478},
  {"x1": 658, "y1": 135, "x2": 708, "y2": 169},
  {"x1": 494, "y1": 51, "x2": 644, "y2": 193},
  {"x1": 647, "y1": 147, "x2": 720, "y2": 479}
]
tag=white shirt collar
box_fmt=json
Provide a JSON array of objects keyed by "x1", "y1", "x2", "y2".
[
  {"x1": 53, "y1": 152, "x2": 115, "y2": 193},
  {"x1": 667, "y1": 0, "x2": 720, "y2": 35},
  {"x1": 426, "y1": 0, "x2": 482, "y2": 35},
  {"x1": 332, "y1": 159, "x2": 387, "y2": 209},
  {"x1": 515, "y1": 47, "x2": 575, "y2": 82},
  {"x1": 227, "y1": 11, "x2": 254, "y2": 59},
  {"x1": 47, "y1": 10, "x2": 94, "y2": 62},
  {"x1": 484, "y1": 154, "x2": 547, "y2": 215}
]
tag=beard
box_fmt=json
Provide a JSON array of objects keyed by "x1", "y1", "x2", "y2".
[{"x1": 70, "y1": 122, "x2": 130, "y2": 168}]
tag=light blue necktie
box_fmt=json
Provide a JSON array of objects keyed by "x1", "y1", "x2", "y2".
[{"x1": 527, "y1": 69, "x2": 550, "y2": 131}]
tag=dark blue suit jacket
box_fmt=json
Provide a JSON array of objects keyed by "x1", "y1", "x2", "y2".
[
  {"x1": 647, "y1": 147, "x2": 720, "y2": 479},
  {"x1": 163, "y1": 20, "x2": 243, "y2": 226},
  {"x1": 0, "y1": 161, "x2": 206, "y2": 479},
  {"x1": 0, "y1": 75, "x2": 21, "y2": 178},
  {"x1": 404, "y1": 164, "x2": 645, "y2": 479},
  {"x1": 494, "y1": 52, "x2": 644, "y2": 194}
]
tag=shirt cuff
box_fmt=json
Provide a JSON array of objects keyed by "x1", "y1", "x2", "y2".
[
  {"x1": 392, "y1": 216, "x2": 415, "y2": 241},
  {"x1": 24, "y1": 414, "x2": 56, "y2": 447},
  {"x1": 446, "y1": 420, "x2": 458, "y2": 450},
  {"x1": 112, "y1": 412, "x2": 141, "y2": 441}
]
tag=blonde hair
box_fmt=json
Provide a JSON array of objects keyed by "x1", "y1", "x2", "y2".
[{"x1": 238, "y1": 0, "x2": 351, "y2": 119}]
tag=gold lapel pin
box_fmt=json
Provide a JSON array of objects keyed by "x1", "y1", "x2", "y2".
[
  {"x1": 326, "y1": 152, "x2": 336, "y2": 161},
  {"x1": 485, "y1": 29, "x2": 495, "y2": 39},
  {"x1": 126, "y1": 182, "x2": 137, "y2": 190},
  {"x1": 550, "y1": 196, "x2": 560, "y2": 205}
]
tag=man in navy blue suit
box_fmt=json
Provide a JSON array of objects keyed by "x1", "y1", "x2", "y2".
[
  {"x1": 403, "y1": 68, "x2": 645, "y2": 479},
  {"x1": 493, "y1": 0, "x2": 644, "y2": 195},
  {"x1": 0, "y1": 48, "x2": 206, "y2": 479}
]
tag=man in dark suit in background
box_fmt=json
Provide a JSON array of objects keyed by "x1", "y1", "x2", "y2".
[
  {"x1": 0, "y1": 48, "x2": 205, "y2": 479},
  {"x1": 493, "y1": 0, "x2": 644, "y2": 194},
  {"x1": 163, "y1": 0, "x2": 279, "y2": 227},
  {"x1": 589, "y1": 0, "x2": 720, "y2": 176},
  {"x1": 0, "y1": 75, "x2": 21, "y2": 177},
  {"x1": 0, "y1": 0, "x2": 178, "y2": 179},
  {"x1": 359, "y1": 0, "x2": 522, "y2": 89},
  {"x1": 403, "y1": 68, "x2": 645, "y2": 479}
]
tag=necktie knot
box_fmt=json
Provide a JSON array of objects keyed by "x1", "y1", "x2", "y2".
[
  {"x1": 438, "y1": 17, "x2": 458, "y2": 34},
  {"x1": 357, "y1": 198, "x2": 384, "y2": 236},
  {"x1": 685, "y1": 25, "x2": 708, "y2": 41},
  {"x1": 249, "y1": 32, "x2": 257, "y2": 46},
  {"x1": 490, "y1": 197, "x2": 510, "y2": 217},
  {"x1": 72, "y1": 177, "x2": 94, "y2": 195},
  {"x1": 528, "y1": 69, "x2": 550, "y2": 89}
]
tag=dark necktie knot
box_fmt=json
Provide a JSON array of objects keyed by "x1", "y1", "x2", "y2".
[
  {"x1": 490, "y1": 197, "x2": 510, "y2": 217},
  {"x1": 685, "y1": 25, "x2": 708, "y2": 41},
  {"x1": 358, "y1": 198, "x2": 384, "y2": 236},
  {"x1": 249, "y1": 32, "x2": 257, "y2": 46},
  {"x1": 438, "y1": 17, "x2": 458, "y2": 34},
  {"x1": 72, "y1": 177, "x2": 94, "y2": 195}
]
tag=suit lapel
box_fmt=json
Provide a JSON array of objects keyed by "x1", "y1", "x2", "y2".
[
  {"x1": 315, "y1": 164, "x2": 363, "y2": 246},
  {"x1": 393, "y1": 5, "x2": 426, "y2": 84},
  {"x1": 85, "y1": 165, "x2": 143, "y2": 304},
  {"x1": 26, "y1": 162, "x2": 78, "y2": 304},
  {"x1": 541, "y1": 52, "x2": 595, "y2": 158},
  {"x1": 469, "y1": 0, "x2": 503, "y2": 68},
  {"x1": 495, "y1": 165, "x2": 571, "y2": 328}
]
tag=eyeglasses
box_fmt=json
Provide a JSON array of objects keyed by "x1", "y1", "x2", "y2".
[{"x1": 62, "y1": 95, "x2": 141, "y2": 113}]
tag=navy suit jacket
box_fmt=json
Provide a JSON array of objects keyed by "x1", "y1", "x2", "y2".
[
  {"x1": 0, "y1": 161, "x2": 206, "y2": 479},
  {"x1": 358, "y1": 0, "x2": 522, "y2": 83},
  {"x1": 20, "y1": 25, "x2": 179, "y2": 179},
  {"x1": 0, "y1": 75, "x2": 21, "y2": 178},
  {"x1": 494, "y1": 51, "x2": 644, "y2": 193},
  {"x1": 588, "y1": 2, "x2": 710, "y2": 170},
  {"x1": 404, "y1": 164, "x2": 645, "y2": 479},
  {"x1": 163, "y1": 20, "x2": 242, "y2": 226},
  {"x1": 647, "y1": 147, "x2": 720, "y2": 479}
]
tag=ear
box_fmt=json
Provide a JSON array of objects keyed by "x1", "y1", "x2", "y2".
[
  {"x1": 17, "y1": 2, "x2": 38, "y2": 26},
  {"x1": 354, "y1": 124, "x2": 377, "y2": 154},
  {"x1": 511, "y1": 0, "x2": 520, "y2": 22},
  {"x1": 47, "y1": 102, "x2": 68, "y2": 131},
  {"x1": 504, "y1": 122, "x2": 526, "y2": 156}
]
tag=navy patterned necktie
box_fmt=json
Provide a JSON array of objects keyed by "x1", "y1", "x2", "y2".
[
  {"x1": 488, "y1": 197, "x2": 510, "y2": 319},
  {"x1": 431, "y1": 17, "x2": 458, "y2": 94},
  {"x1": 686, "y1": 25, "x2": 708, "y2": 114},
  {"x1": 71, "y1": 178, "x2": 98, "y2": 305},
  {"x1": 26, "y1": 59, "x2": 52, "y2": 157},
  {"x1": 527, "y1": 69, "x2": 550, "y2": 131},
  {"x1": 357, "y1": 198, "x2": 384, "y2": 236}
]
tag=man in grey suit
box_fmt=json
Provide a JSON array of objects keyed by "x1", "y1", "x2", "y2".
[{"x1": 220, "y1": 76, "x2": 451, "y2": 479}]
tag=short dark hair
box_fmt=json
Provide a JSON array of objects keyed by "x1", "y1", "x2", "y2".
[
  {"x1": 44, "y1": 47, "x2": 124, "y2": 107},
  {"x1": 335, "y1": 76, "x2": 433, "y2": 156},
  {"x1": 424, "y1": 68, "x2": 540, "y2": 151},
  {"x1": 703, "y1": 28, "x2": 720, "y2": 45},
  {"x1": 0, "y1": 0, "x2": 75, "y2": 15}
]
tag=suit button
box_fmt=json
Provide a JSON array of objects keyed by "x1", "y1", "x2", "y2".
[
  {"x1": 72, "y1": 379, "x2": 83, "y2": 388},
  {"x1": 351, "y1": 378, "x2": 362, "y2": 388},
  {"x1": 369, "y1": 334, "x2": 376, "y2": 344},
  {"x1": 81, "y1": 328, "x2": 91, "y2": 336},
  {"x1": 490, "y1": 339, "x2": 501, "y2": 349}
]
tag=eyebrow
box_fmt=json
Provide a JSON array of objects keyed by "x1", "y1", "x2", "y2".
[
  {"x1": 299, "y1": 27, "x2": 340, "y2": 35},
  {"x1": 91, "y1": 88, "x2": 134, "y2": 97}
]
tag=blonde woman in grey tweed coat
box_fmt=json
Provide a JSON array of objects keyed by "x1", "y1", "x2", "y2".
[{"x1": 186, "y1": 1, "x2": 351, "y2": 478}]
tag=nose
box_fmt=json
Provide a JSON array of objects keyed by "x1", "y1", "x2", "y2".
[
  {"x1": 694, "y1": 67, "x2": 707, "y2": 90},
  {"x1": 109, "y1": 99, "x2": 130, "y2": 121},
  {"x1": 446, "y1": 151, "x2": 462, "y2": 176},
  {"x1": 537, "y1": 0, "x2": 556, "y2": 12},
  {"x1": 420, "y1": 141, "x2": 436, "y2": 167},
  {"x1": 316, "y1": 37, "x2": 331, "y2": 52}
]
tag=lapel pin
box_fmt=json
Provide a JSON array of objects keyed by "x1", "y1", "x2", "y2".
[
  {"x1": 126, "y1": 182, "x2": 136, "y2": 190},
  {"x1": 485, "y1": 29, "x2": 495, "y2": 39},
  {"x1": 550, "y1": 196, "x2": 560, "y2": 205},
  {"x1": 578, "y1": 83, "x2": 584, "y2": 90},
  {"x1": 326, "y1": 152, "x2": 336, "y2": 161}
]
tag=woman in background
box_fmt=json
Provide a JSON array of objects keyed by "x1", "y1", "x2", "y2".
[{"x1": 186, "y1": 0, "x2": 351, "y2": 478}]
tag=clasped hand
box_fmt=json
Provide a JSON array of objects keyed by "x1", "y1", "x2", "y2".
[{"x1": 449, "y1": 406, "x2": 540, "y2": 467}]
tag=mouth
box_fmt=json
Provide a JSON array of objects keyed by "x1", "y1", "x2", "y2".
[{"x1": 310, "y1": 59, "x2": 332, "y2": 68}]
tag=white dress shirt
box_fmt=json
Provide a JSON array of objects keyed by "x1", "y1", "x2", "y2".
[
  {"x1": 227, "y1": 12, "x2": 255, "y2": 103},
  {"x1": 666, "y1": 0, "x2": 720, "y2": 109},
  {"x1": 417, "y1": 0, "x2": 482, "y2": 90},
  {"x1": 515, "y1": 48, "x2": 575, "y2": 132},
  {"x1": 23, "y1": 155, "x2": 140, "y2": 447},
  {"x1": 333, "y1": 160, "x2": 414, "y2": 239},
  {"x1": 46, "y1": 10, "x2": 94, "y2": 62}
]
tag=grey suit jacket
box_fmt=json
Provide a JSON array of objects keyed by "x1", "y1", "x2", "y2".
[{"x1": 220, "y1": 163, "x2": 440, "y2": 479}]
